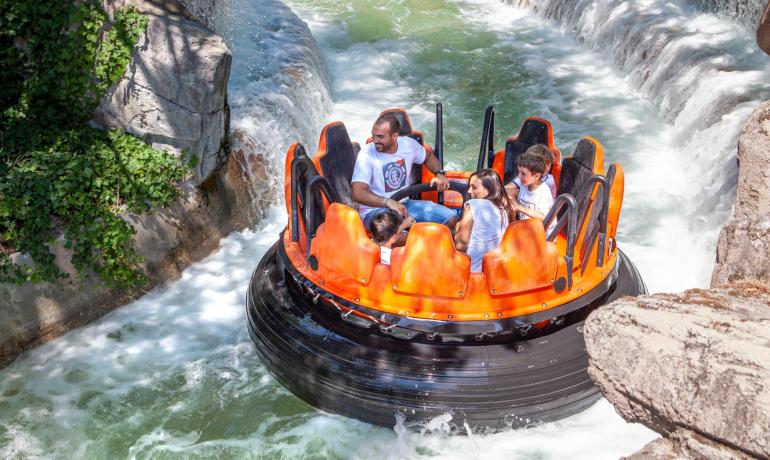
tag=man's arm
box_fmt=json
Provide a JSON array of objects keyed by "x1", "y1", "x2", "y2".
[
  {"x1": 351, "y1": 182, "x2": 405, "y2": 215},
  {"x1": 423, "y1": 150, "x2": 450, "y2": 191}
]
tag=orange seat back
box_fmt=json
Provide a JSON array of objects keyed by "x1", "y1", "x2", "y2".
[
  {"x1": 492, "y1": 148, "x2": 506, "y2": 181},
  {"x1": 284, "y1": 143, "x2": 299, "y2": 217},
  {"x1": 390, "y1": 223, "x2": 471, "y2": 298},
  {"x1": 606, "y1": 163, "x2": 624, "y2": 240},
  {"x1": 310, "y1": 203, "x2": 380, "y2": 285},
  {"x1": 483, "y1": 219, "x2": 559, "y2": 295}
]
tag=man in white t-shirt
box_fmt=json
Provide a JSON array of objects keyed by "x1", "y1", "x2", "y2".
[
  {"x1": 351, "y1": 114, "x2": 458, "y2": 241},
  {"x1": 512, "y1": 150, "x2": 555, "y2": 233}
]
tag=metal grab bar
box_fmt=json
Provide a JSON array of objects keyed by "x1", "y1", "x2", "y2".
[
  {"x1": 477, "y1": 105, "x2": 495, "y2": 171},
  {"x1": 572, "y1": 175, "x2": 610, "y2": 269},
  {"x1": 544, "y1": 194, "x2": 578, "y2": 289},
  {"x1": 435, "y1": 102, "x2": 444, "y2": 206}
]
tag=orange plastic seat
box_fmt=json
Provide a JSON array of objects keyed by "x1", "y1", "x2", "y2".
[
  {"x1": 310, "y1": 203, "x2": 380, "y2": 285},
  {"x1": 482, "y1": 219, "x2": 559, "y2": 295},
  {"x1": 390, "y1": 223, "x2": 471, "y2": 298}
]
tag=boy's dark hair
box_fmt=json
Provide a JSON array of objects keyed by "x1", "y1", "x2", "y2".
[
  {"x1": 369, "y1": 209, "x2": 402, "y2": 244},
  {"x1": 517, "y1": 151, "x2": 546, "y2": 176},
  {"x1": 526, "y1": 144, "x2": 555, "y2": 164},
  {"x1": 374, "y1": 113, "x2": 401, "y2": 135}
]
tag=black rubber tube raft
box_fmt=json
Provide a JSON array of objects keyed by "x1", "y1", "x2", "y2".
[{"x1": 246, "y1": 239, "x2": 646, "y2": 431}]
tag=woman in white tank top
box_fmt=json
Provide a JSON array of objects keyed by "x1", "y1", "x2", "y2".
[{"x1": 454, "y1": 169, "x2": 515, "y2": 272}]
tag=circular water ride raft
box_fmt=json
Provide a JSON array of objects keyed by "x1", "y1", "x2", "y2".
[{"x1": 246, "y1": 107, "x2": 646, "y2": 431}]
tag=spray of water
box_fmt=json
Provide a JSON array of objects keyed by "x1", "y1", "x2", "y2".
[{"x1": 507, "y1": 0, "x2": 770, "y2": 288}]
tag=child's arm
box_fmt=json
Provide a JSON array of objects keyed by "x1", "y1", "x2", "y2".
[
  {"x1": 505, "y1": 182, "x2": 520, "y2": 201},
  {"x1": 454, "y1": 204, "x2": 473, "y2": 252},
  {"x1": 398, "y1": 216, "x2": 416, "y2": 233},
  {"x1": 513, "y1": 202, "x2": 546, "y2": 220}
]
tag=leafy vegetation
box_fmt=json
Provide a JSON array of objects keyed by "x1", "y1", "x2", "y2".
[{"x1": 0, "y1": 0, "x2": 186, "y2": 287}]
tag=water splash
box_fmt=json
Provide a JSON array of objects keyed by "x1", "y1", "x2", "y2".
[
  {"x1": 217, "y1": 0, "x2": 333, "y2": 198},
  {"x1": 512, "y1": 0, "x2": 770, "y2": 287}
]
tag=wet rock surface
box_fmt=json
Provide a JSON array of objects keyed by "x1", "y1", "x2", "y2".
[
  {"x1": 759, "y1": 1, "x2": 770, "y2": 55},
  {"x1": 712, "y1": 101, "x2": 770, "y2": 286},
  {"x1": 586, "y1": 283, "x2": 770, "y2": 459}
]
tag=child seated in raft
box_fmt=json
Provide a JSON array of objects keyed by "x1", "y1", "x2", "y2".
[
  {"x1": 369, "y1": 210, "x2": 415, "y2": 265},
  {"x1": 505, "y1": 144, "x2": 556, "y2": 200},
  {"x1": 511, "y1": 151, "x2": 555, "y2": 230},
  {"x1": 454, "y1": 169, "x2": 515, "y2": 272}
]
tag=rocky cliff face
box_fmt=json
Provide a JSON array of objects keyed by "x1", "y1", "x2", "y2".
[
  {"x1": 0, "y1": 0, "x2": 282, "y2": 366},
  {"x1": 94, "y1": 0, "x2": 230, "y2": 185},
  {"x1": 586, "y1": 100, "x2": 770, "y2": 459},
  {"x1": 0, "y1": 143, "x2": 269, "y2": 365},
  {"x1": 175, "y1": 0, "x2": 224, "y2": 31},
  {"x1": 712, "y1": 101, "x2": 770, "y2": 286}
]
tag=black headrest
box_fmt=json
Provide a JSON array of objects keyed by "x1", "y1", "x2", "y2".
[
  {"x1": 503, "y1": 139, "x2": 528, "y2": 184},
  {"x1": 605, "y1": 163, "x2": 617, "y2": 185},
  {"x1": 518, "y1": 119, "x2": 549, "y2": 146},
  {"x1": 573, "y1": 138, "x2": 597, "y2": 170},
  {"x1": 557, "y1": 159, "x2": 593, "y2": 201},
  {"x1": 318, "y1": 123, "x2": 356, "y2": 207}
]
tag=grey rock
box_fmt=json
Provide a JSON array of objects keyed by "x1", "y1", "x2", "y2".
[
  {"x1": 759, "y1": 1, "x2": 770, "y2": 55},
  {"x1": 93, "y1": 0, "x2": 231, "y2": 185},
  {"x1": 176, "y1": 0, "x2": 225, "y2": 32},
  {"x1": 625, "y1": 430, "x2": 753, "y2": 460},
  {"x1": 585, "y1": 283, "x2": 770, "y2": 459},
  {"x1": 624, "y1": 437, "x2": 683, "y2": 460},
  {"x1": 712, "y1": 101, "x2": 770, "y2": 286},
  {"x1": 712, "y1": 216, "x2": 770, "y2": 286}
]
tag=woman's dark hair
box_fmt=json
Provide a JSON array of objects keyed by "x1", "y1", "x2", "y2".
[
  {"x1": 369, "y1": 209, "x2": 402, "y2": 244},
  {"x1": 469, "y1": 169, "x2": 515, "y2": 222}
]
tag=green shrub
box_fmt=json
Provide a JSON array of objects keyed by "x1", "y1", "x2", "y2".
[{"x1": 0, "y1": 0, "x2": 186, "y2": 287}]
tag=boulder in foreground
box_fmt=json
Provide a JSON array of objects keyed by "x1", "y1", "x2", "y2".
[{"x1": 585, "y1": 282, "x2": 770, "y2": 459}]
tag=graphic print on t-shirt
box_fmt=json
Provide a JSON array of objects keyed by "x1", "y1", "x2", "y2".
[
  {"x1": 517, "y1": 197, "x2": 538, "y2": 220},
  {"x1": 382, "y1": 159, "x2": 407, "y2": 192}
]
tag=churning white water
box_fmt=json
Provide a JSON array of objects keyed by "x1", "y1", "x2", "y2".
[
  {"x1": 2, "y1": 0, "x2": 768, "y2": 457},
  {"x1": 512, "y1": 0, "x2": 770, "y2": 289}
]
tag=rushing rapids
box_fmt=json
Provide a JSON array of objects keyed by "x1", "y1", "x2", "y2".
[{"x1": 1, "y1": 0, "x2": 768, "y2": 457}]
